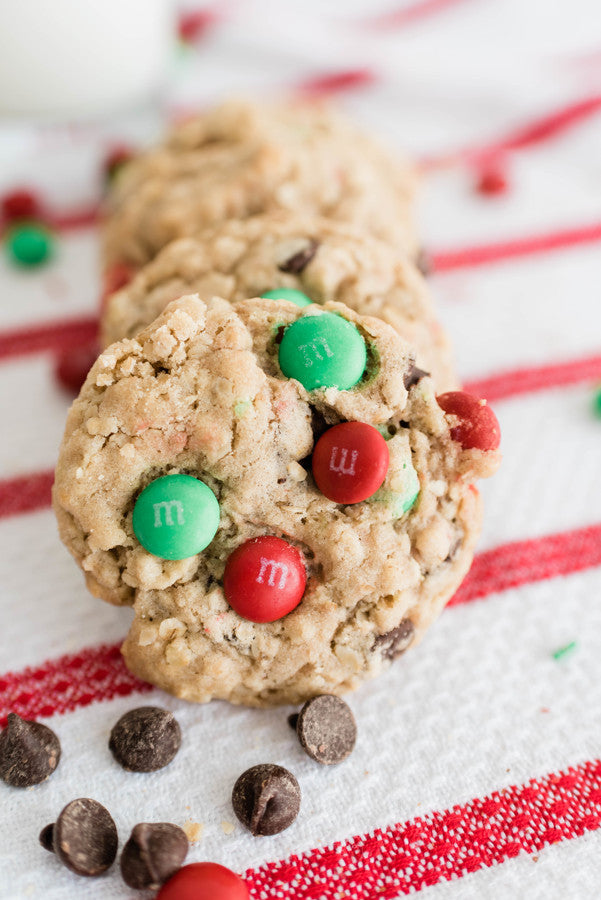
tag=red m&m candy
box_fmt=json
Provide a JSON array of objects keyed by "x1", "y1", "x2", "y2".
[
  {"x1": 223, "y1": 536, "x2": 306, "y2": 623},
  {"x1": 312, "y1": 422, "x2": 389, "y2": 504},
  {"x1": 475, "y1": 161, "x2": 509, "y2": 197},
  {"x1": 1, "y1": 188, "x2": 43, "y2": 223},
  {"x1": 436, "y1": 391, "x2": 501, "y2": 451},
  {"x1": 157, "y1": 862, "x2": 249, "y2": 900}
]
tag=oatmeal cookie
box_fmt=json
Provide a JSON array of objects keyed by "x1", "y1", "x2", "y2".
[
  {"x1": 102, "y1": 100, "x2": 418, "y2": 269},
  {"x1": 53, "y1": 294, "x2": 500, "y2": 707},
  {"x1": 102, "y1": 214, "x2": 455, "y2": 389}
]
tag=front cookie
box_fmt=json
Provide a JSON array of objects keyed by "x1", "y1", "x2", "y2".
[{"x1": 54, "y1": 295, "x2": 500, "y2": 706}]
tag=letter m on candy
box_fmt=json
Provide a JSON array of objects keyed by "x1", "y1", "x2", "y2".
[
  {"x1": 256, "y1": 557, "x2": 289, "y2": 589},
  {"x1": 153, "y1": 500, "x2": 185, "y2": 527}
]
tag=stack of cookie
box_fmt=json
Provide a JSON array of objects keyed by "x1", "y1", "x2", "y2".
[{"x1": 53, "y1": 100, "x2": 501, "y2": 707}]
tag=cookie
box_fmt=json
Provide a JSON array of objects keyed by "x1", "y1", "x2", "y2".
[
  {"x1": 102, "y1": 100, "x2": 418, "y2": 269},
  {"x1": 53, "y1": 294, "x2": 500, "y2": 707},
  {"x1": 101, "y1": 214, "x2": 455, "y2": 389}
]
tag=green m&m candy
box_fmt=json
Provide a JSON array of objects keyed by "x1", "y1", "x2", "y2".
[
  {"x1": 6, "y1": 224, "x2": 54, "y2": 267},
  {"x1": 260, "y1": 288, "x2": 312, "y2": 307},
  {"x1": 278, "y1": 312, "x2": 367, "y2": 391},
  {"x1": 132, "y1": 474, "x2": 219, "y2": 560}
]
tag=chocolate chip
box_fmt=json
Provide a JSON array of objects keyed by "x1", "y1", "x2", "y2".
[
  {"x1": 39, "y1": 823, "x2": 55, "y2": 852},
  {"x1": 415, "y1": 248, "x2": 433, "y2": 277},
  {"x1": 120, "y1": 823, "x2": 188, "y2": 890},
  {"x1": 0, "y1": 713, "x2": 61, "y2": 787},
  {"x1": 444, "y1": 534, "x2": 462, "y2": 562},
  {"x1": 287, "y1": 713, "x2": 299, "y2": 731},
  {"x1": 296, "y1": 695, "x2": 356, "y2": 765},
  {"x1": 309, "y1": 407, "x2": 331, "y2": 443},
  {"x1": 51, "y1": 798, "x2": 118, "y2": 876},
  {"x1": 374, "y1": 618, "x2": 415, "y2": 659},
  {"x1": 109, "y1": 707, "x2": 181, "y2": 772},
  {"x1": 278, "y1": 240, "x2": 319, "y2": 274},
  {"x1": 232, "y1": 764, "x2": 300, "y2": 835},
  {"x1": 403, "y1": 363, "x2": 430, "y2": 391},
  {"x1": 299, "y1": 408, "x2": 334, "y2": 472}
]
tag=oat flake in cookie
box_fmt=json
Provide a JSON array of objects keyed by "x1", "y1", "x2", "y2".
[
  {"x1": 53, "y1": 294, "x2": 500, "y2": 707},
  {"x1": 102, "y1": 99, "x2": 417, "y2": 269},
  {"x1": 101, "y1": 213, "x2": 455, "y2": 390}
]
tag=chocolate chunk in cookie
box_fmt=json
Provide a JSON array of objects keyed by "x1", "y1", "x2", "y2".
[
  {"x1": 415, "y1": 248, "x2": 433, "y2": 277},
  {"x1": 373, "y1": 619, "x2": 415, "y2": 659},
  {"x1": 278, "y1": 239, "x2": 319, "y2": 274},
  {"x1": 404, "y1": 363, "x2": 430, "y2": 390}
]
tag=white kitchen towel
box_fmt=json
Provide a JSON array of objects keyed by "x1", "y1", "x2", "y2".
[{"x1": 1, "y1": 1, "x2": 601, "y2": 897}]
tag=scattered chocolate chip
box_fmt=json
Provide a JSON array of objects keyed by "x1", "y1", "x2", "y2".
[
  {"x1": 296, "y1": 695, "x2": 356, "y2": 765},
  {"x1": 415, "y1": 248, "x2": 433, "y2": 277},
  {"x1": 403, "y1": 363, "x2": 430, "y2": 391},
  {"x1": 109, "y1": 707, "x2": 181, "y2": 772},
  {"x1": 278, "y1": 240, "x2": 319, "y2": 274},
  {"x1": 120, "y1": 822, "x2": 188, "y2": 890},
  {"x1": 51, "y1": 798, "x2": 118, "y2": 876},
  {"x1": 0, "y1": 713, "x2": 61, "y2": 787},
  {"x1": 39, "y1": 823, "x2": 55, "y2": 852},
  {"x1": 373, "y1": 619, "x2": 415, "y2": 659},
  {"x1": 232, "y1": 764, "x2": 300, "y2": 835},
  {"x1": 287, "y1": 713, "x2": 299, "y2": 731}
]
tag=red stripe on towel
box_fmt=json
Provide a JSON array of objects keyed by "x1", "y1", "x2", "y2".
[
  {"x1": 431, "y1": 221, "x2": 601, "y2": 271},
  {"x1": 0, "y1": 315, "x2": 98, "y2": 362},
  {"x1": 464, "y1": 353, "x2": 601, "y2": 402},
  {"x1": 0, "y1": 470, "x2": 54, "y2": 519},
  {"x1": 245, "y1": 759, "x2": 601, "y2": 896}
]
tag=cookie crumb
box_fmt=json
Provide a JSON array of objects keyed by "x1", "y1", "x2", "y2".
[
  {"x1": 183, "y1": 820, "x2": 204, "y2": 843},
  {"x1": 221, "y1": 820, "x2": 235, "y2": 835}
]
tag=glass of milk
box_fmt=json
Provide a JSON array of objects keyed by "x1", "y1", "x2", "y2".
[
  {"x1": 0, "y1": 0, "x2": 175, "y2": 214},
  {"x1": 0, "y1": 0, "x2": 175, "y2": 118}
]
